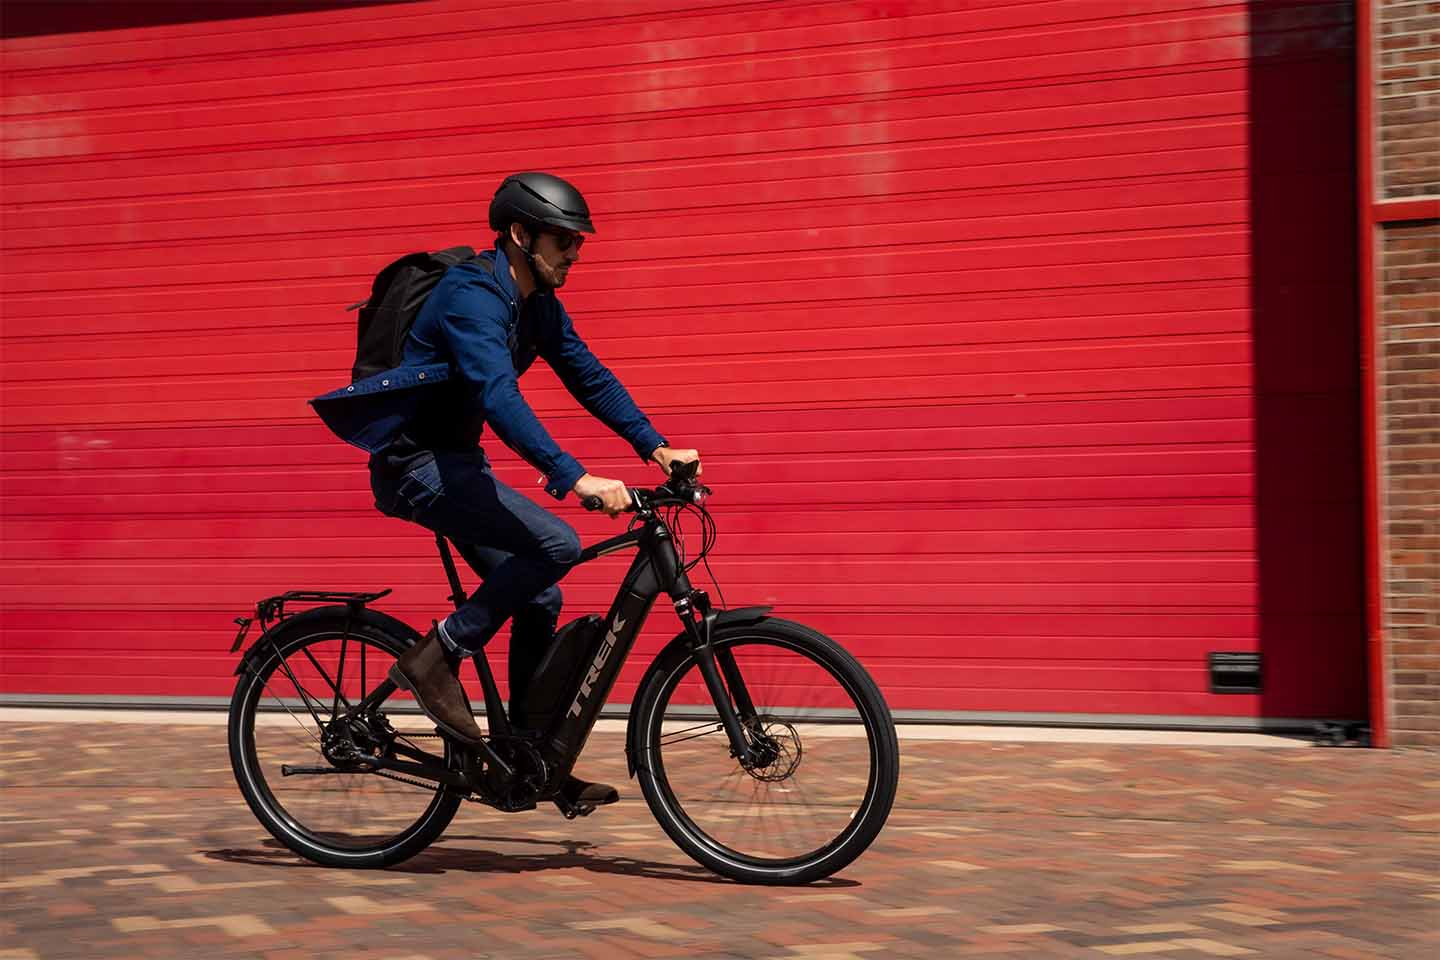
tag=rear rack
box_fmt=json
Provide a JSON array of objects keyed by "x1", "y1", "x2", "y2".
[{"x1": 230, "y1": 589, "x2": 392, "y2": 653}]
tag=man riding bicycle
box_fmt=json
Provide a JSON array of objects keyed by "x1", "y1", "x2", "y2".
[{"x1": 313, "y1": 172, "x2": 699, "y2": 809}]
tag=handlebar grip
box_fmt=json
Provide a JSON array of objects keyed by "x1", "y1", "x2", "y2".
[{"x1": 580, "y1": 495, "x2": 604, "y2": 512}]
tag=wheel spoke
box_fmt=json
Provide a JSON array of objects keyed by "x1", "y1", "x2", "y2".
[
  {"x1": 659, "y1": 720, "x2": 726, "y2": 747},
  {"x1": 331, "y1": 627, "x2": 350, "y2": 720},
  {"x1": 297, "y1": 643, "x2": 354, "y2": 715},
  {"x1": 263, "y1": 680, "x2": 328, "y2": 746}
]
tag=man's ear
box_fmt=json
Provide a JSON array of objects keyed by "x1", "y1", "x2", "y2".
[{"x1": 508, "y1": 223, "x2": 530, "y2": 250}]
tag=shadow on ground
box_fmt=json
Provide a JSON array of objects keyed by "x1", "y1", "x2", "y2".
[{"x1": 204, "y1": 835, "x2": 860, "y2": 887}]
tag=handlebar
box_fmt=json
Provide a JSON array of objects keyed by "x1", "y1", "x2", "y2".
[{"x1": 579, "y1": 460, "x2": 708, "y2": 514}]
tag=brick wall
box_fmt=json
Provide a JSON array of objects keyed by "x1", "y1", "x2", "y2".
[
  {"x1": 1377, "y1": 1, "x2": 1440, "y2": 198},
  {"x1": 1376, "y1": 1, "x2": 1439, "y2": 746},
  {"x1": 1381, "y1": 225, "x2": 1440, "y2": 746}
]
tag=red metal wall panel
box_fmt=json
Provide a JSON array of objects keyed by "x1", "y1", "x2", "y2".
[{"x1": 0, "y1": 0, "x2": 1363, "y2": 721}]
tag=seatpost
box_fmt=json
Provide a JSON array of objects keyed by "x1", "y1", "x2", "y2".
[{"x1": 435, "y1": 535, "x2": 467, "y2": 610}]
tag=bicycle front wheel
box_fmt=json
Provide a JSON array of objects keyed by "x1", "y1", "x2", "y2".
[
  {"x1": 228, "y1": 613, "x2": 462, "y2": 869},
  {"x1": 633, "y1": 617, "x2": 899, "y2": 884}
]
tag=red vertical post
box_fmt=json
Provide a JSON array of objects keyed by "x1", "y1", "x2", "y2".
[{"x1": 1356, "y1": 0, "x2": 1387, "y2": 747}]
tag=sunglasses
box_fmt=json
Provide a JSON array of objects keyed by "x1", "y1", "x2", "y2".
[{"x1": 544, "y1": 230, "x2": 586, "y2": 253}]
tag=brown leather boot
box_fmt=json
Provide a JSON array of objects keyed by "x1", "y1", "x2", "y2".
[
  {"x1": 388, "y1": 626, "x2": 484, "y2": 745},
  {"x1": 559, "y1": 775, "x2": 620, "y2": 807}
]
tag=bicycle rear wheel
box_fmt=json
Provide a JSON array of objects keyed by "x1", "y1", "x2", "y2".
[
  {"x1": 228, "y1": 613, "x2": 462, "y2": 868},
  {"x1": 633, "y1": 617, "x2": 899, "y2": 884}
]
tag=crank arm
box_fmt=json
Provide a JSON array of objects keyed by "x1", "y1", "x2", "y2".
[{"x1": 281, "y1": 764, "x2": 362, "y2": 776}]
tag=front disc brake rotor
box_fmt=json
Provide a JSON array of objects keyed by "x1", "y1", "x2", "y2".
[{"x1": 742, "y1": 717, "x2": 802, "y2": 783}]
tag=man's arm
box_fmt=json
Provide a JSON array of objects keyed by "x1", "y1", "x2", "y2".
[
  {"x1": 439, "y1": 281, "x2": 585, "y2": 499},
  {"x1": 543, "y1": 302, "x2": 668, "y2": 463}
]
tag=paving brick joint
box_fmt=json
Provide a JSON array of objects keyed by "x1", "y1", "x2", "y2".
[{"x1": 1, "y1": 719, "x2": 1437, "y2": 959}]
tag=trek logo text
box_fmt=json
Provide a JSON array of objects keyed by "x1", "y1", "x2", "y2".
[{"x1": 567, "y1": 616, "x2": 626, "y2": 718}]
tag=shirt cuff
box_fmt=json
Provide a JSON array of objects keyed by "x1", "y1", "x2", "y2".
[
  {"x1": 543, "y1": 454, "x2": 587, "y2": 501},
  {"x1": 634, "y1": 431, "x2": 668, "y2": 463}
]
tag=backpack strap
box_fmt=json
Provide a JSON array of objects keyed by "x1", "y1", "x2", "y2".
[
  {"x1": 345, "y1": 246, "x2": 488, "y2": 312},
  {"x1": 431, "y1": 246, "x2": 476, "y2": 267}
]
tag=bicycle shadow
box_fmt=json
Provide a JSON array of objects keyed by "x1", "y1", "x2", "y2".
[{"x1": 204, "y1": 834, "x2": 860, "y2": 887}]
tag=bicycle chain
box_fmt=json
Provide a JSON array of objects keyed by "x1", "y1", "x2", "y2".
[
  {"x1": 372, "y1": 767, "x2": 453, "y2": 793},
  {"x1": 365, "y1": 730, "x2": 489, "y2": 803},
  {"x1": 345, "y1": 727, "x2": 543, "y2": 808}
]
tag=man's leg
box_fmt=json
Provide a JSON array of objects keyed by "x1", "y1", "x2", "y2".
[
  {"x1": 507, "y1": 589, "x2": 561, "y2": 706},
  {"x1": 381, "y1": 450, "x2": 577, "y2": 744},
  {"x1": 450, "y1": 540, "x2": 561, "y2": 707},
  {"x1": 396, "y1": 451, "x2": 580, "y2": 655}
]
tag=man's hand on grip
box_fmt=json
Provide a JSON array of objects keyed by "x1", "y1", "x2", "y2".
[
  {"x1": 651, "y1": 445, "x2": 701, "y2": 477},
  {"x1": 573, "y1": 473, "x2": 631, "y2": 517}
]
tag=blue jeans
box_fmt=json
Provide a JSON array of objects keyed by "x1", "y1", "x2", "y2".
[{"x1": 369, "y1": 448, "x2": 581, "y2": 673}]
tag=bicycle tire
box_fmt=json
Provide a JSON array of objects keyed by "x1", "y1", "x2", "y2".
[
  {"x1": 228, "y1": 614, "x2": 462, "y2": 868},
  {"x1": 632, "y1": 617, "x2": 899, "y2": 884}
]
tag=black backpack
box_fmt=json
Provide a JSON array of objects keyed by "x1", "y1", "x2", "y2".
[{"x1": 347, "y1": 246, "x2": 494, "y2": 381}]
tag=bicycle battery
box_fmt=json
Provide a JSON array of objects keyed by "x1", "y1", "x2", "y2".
[{"x1": 510, "y1": 614, "x2": 605, "y2": 734}]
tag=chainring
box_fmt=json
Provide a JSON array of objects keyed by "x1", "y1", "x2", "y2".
[{"x1": 483, "y1": 736, "x2": 550, "y2": 811}]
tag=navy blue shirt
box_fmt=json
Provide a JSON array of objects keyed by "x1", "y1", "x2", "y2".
[{"x1": 312, "y1": 244, "x2": 666, "y2": 499}]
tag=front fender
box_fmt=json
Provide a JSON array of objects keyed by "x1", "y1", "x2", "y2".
[
  {"x1": 233, "y1": 604, "x2": 424, "y2": 678},
  {"x1": 624, "y1": 605, "x2": 772, "y2": 778}
]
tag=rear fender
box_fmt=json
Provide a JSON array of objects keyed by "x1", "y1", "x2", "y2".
[
  {"x1": 233, "y1": 604, "x2": 424, "y2": 678},
  {"x1": 624, "y1": 606, "x2": 772, "y2": 778}
]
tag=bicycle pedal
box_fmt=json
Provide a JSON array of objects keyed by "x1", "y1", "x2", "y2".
[{"x1": 553, "y1": 798, "x2": 595, "y2": 820}]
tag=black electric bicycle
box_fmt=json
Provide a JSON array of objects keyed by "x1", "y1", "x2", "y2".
[{"x1": 226, "y1": 462, "x2": 899, "y2": 884}]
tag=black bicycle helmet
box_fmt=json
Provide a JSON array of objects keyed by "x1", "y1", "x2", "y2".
[{"x1": 488, "y1": 172, "x2": 596, "y2": 235}]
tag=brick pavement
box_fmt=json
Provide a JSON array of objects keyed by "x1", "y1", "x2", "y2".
[{"x1": 1, "y1": 719, "x2": 1437, "y2": 959}]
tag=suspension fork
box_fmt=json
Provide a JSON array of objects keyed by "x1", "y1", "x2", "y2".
[
  {"x1": 716, "y1": 648, "x2": 759, "y2": 726},
  {"x1": 675, "y1": 592, "x2": 762, "y2": 765}
]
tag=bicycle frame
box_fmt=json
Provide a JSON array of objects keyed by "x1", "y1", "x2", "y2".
[
  {"x1": 324, "y1": 508, "x2": 766, "y2": 803},
  {"x1": 481, "y1": 508, "x2": 766, "y2": 775}
]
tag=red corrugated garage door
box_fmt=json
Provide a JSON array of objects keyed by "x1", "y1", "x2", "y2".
[{"x1": 1, "y1": 1, "x2": 1363, "y2": 725}]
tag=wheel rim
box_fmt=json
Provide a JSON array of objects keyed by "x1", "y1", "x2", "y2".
[
  {"x1": 238, "y1": 629, "x2": 453, "y2": 854},
  {"x1": 644, "y1": 634, "x2": 882, "y2": 871}
]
